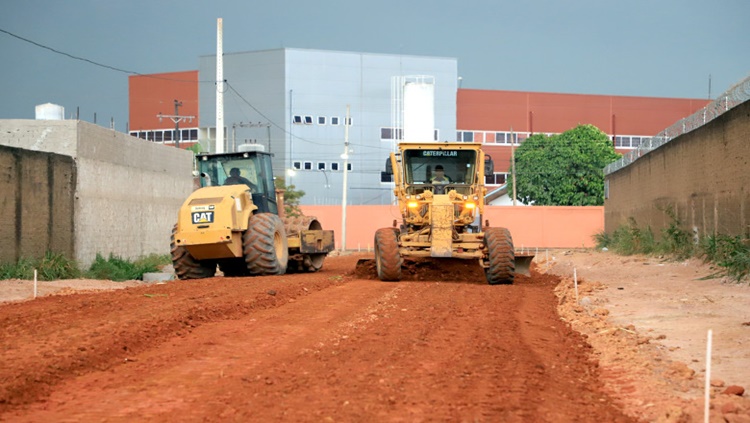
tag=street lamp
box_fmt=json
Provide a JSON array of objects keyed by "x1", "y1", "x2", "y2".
[{"x1": 319, "y1": 169, "x2": 330, "y2": 188}]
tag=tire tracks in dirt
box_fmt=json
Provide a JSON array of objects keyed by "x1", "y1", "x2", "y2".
[{"x1": 1, "y1": 255, "x2": 632, "y2": 422}]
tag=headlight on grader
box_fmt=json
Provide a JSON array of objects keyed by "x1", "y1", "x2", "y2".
[
  {"x1": 407, "y1": 201, "x2": 419, "y2": 209},
  {"x1": 464, "y1": 202, "x2": 476, "y2": 210}
]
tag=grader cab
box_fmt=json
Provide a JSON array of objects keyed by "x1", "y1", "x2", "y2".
[
  {"x1": 170, "y1": 145, "x2": 334, "y2": 279},
  {"x1": 378, "y1": 142, "x2": 533, "y2": 284}
]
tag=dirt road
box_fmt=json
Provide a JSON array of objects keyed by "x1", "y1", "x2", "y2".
[{"x1": 0, "y1": 254, "x2": 632, "y2": 422}]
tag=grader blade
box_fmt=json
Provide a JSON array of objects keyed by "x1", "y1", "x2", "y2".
[{"x1": 514, "y1": 254, "x2": 535, "y2": 277}]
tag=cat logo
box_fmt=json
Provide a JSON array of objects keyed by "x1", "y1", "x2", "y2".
[{"x1": 191, "y1": 211, "x2": 214, "y2": 224}]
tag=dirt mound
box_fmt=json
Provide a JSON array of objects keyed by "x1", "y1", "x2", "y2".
[{"x1": 355, "y1": 257, "x2": 486, "y2": 283}]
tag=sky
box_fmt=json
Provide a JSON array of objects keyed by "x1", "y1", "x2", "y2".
[{"x1": 1, "y1": 0, "x2": 748, "y2": 132}]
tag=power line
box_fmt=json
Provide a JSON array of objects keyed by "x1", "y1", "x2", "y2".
[
  {"x1": 225, "y1": 82, "x2": 382, "y2": 151},
  {"x1": 0, "y1": 27, "x2": 213, "y2": 83}
]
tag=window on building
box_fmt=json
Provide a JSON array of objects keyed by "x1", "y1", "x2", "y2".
[
  {"x1": 318, "y1": 116, "x2": 326, "y2": 125},
  {"x1": 631, "y1": 137, "x2": 641, "y2": 147},
  {"x1": 331, "y1": 116, "x2": 340, "y2": 125},
  {"x1": 317, "y1": 162, "x2": 326, "y2": 170},
  {"x1": 163, "y1": 131, "x2": 172, "y2": 141},
  {"x1": 303, "y1": 161, "x2": 312, "y2": 170},
  {"x1": 495, "y1": 132, "x2": 506, "y2": 144},
  {"x1": 293, "y1": 161, "x2": 302, "y2": 170},
  {"x1": 345, "y1": 117, "x2": 352, "y2": 126},
  {"x1": 456, "y1": 131, "x2": 474, "y2": 142},
  {"x1": 293, "y1": 115, "x2": 303, "y2": 124},
  {"x1": 485, "y1": 173, "x2": 508, "y2": 185},
  {"x1": 615, "y1": 136, "x2": 630, "y2": 148},
  {"x1": 434, "y1": 129, "x2": 439, "y2": 141},
  {"x1": 304, "y1": 115, "x2": 313, "y2": 125},
  {"x1": 330, "y1": 162, "x2": 340, "y2": 171},
  {"x1": 154, "y1": 131, "x2": 163, "y2": 142},
  {"x1": 346, "y1": 163, "x2": 352, "y2": 172},
  {"x1": 380, "y1": 127, "x2": 404, "y2": 140}
]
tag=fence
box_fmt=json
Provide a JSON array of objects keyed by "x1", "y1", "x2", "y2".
[
  {"x1": 605, "y1": 73, "x2": 750, "y2": 175},
  {"x1": 299, "y1": 205, "x2": 604, "y2": 250}
]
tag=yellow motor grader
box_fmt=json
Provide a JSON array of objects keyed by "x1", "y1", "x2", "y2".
[
  {"x1": 379, "y1": 142, "x2": 533, "y2": 284},
  {"x1": 170, "y1": 144, "x2": 334, "y2": 279}
]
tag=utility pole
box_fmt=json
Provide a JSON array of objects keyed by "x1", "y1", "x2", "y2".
[
  {"x1": 341, "y1": 105, "x2": 351, "y2": 251},
  {"x1": 233, "y1": 121, "x2": 271, "y2": 152},
  {"x1": 511, "y1": 127, "x2": 517, "y2": 206},
  {"x1": 157, "y1": 100, "x2": 194, "y2": 149}
]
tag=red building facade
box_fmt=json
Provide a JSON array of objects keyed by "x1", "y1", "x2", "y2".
[
  {"x1": 128, "y1": 71, "x2": 200, "y2": 147},
  {"x1": 457, "y1": 89, "x2": 709, "y2": 184}
]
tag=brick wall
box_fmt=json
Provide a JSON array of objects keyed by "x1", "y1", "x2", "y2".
[{"x1": 604, "y1": 100, "x2": 750, "y2": 239}]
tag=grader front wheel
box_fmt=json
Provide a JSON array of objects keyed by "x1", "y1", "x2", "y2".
[
  {"x1": 484, "y1": 227, "x2": 515, "y2": 285},
  {"x1": 374, "y1": 228, "x2": 402, "y2": 281}
]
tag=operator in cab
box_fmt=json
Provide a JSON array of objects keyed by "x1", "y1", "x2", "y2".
[
  {"x1": 431, "y1": 165, "x2": 451, "y2": 184},
  {"x1": 224, "y1": 167, "x2": 257, "y2": 192}
]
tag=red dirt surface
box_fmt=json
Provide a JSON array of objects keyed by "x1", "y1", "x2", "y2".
[{"x1": 0, "y1": 254, "x2": 633, "y2": 422}]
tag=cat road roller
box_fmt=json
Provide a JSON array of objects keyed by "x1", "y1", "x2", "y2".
[
  {"x1": 170, "y1": 144, "x2": 334, "y2": 279},
  {"x1": 378, "y1": 142, "x2": 533, "y2": 284}
]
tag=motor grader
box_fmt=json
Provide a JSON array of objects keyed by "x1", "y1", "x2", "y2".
[
  {"x1": 378, "y1": 142, "x2": 533, "y2": 284},
  {"x1": 170, "y1": 144, "x2": 334, "y2": 279}
]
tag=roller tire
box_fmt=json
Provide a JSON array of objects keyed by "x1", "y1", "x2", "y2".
[
  {"x1": 283, "y1": 216, "x2": 326, "y2": 273},
  {"x1": 170, "y1": 225, "x2": 216, "y2": 280},
  {"x1": 374, "y1": 228, "x2": 402, "y2": 281},
  {"x1": 243, "y1": 213, "x2": 288, "y2": 276},
  {"x1": 484, "y1": 227, "x2": 515, "y2": 285}
]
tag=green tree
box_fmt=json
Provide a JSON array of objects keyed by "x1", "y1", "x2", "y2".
[
  {"x1": 509, "y1": 124, "x2": 620, "y2": 206},
  {"x1": 185, "y1": 143, "x2": 203, "y2": 154},
  {"x1": 274, "y1": 176, "x2": 305, "y2": 217}
]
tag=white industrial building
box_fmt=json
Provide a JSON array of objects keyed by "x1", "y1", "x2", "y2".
[{"x1": 197, "y1": 48, "x2": 458, "y2": 206}]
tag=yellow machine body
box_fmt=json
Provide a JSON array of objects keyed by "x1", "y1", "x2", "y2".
[
  {"x1": 174, "y1": 185, "x2": 257, "y2": 260},
  {"x1": 377, "y1": 141, "x2": 533, "y2": 283},
  {"x1": 390, "y1": 142, "x2": 489, "y2": 260}
]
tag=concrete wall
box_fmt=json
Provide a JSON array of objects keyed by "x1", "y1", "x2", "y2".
[
  {"x1": 0, "y1": 145, "x2": 76, "y2": 263},
  {"x1": 604, "y1": 100, "x2": 750, "y2": 239},
  {"x1": 300, "y1": 205, "x2": 604, "y2": 250},
  {"x1": 0, "y1": 120, "x2": 195, "y2": 266}
]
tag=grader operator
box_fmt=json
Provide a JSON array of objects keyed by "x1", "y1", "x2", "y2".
[
  {"x1": 378, "y1": 142, "x2": 533, "y2": 284},
  {"x1": 170, "y1": 144, "x2": 334, "y2": 279}
]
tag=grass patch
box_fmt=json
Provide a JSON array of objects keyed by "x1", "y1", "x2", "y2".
[
  {"x1": 0, "y1": 252, "x2": 171, "y2": 282},
  {"x1": 595, "y1": 213, "x2": 749, "y2": 283},
  {"x1": 701, "y1": 234, "x2": 750, "y2": 282},
  {"x1": 85, "y1": 253, "x2": 170, "y2": 281},
  {"x1": 596, "y1": 218, "x2": 655, "y2": 255},
  {"x1": 0, "y1": 252, "x2": 80, "y2": 280}
]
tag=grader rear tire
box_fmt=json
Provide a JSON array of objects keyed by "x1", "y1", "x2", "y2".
[
  {"x1": 170, "y1": 225, "x2": 216, "y2": 280},
  {"x1": 374, "y1": 228, "x2": 402, "y2": 281},
  {"x1": 243, "y1": 213, "x2": 288, "y2": 275},
  {"x1": 484, "y1": 227, "x2": 515, "y2": 285}
]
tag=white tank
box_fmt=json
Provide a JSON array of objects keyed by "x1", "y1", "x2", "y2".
[
  {"x1": 402, "y1": 76, "x2": 435, "y2": 142},
  {"x1": 35, "y1": 103, "x2": 65, "y2": 120}
]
